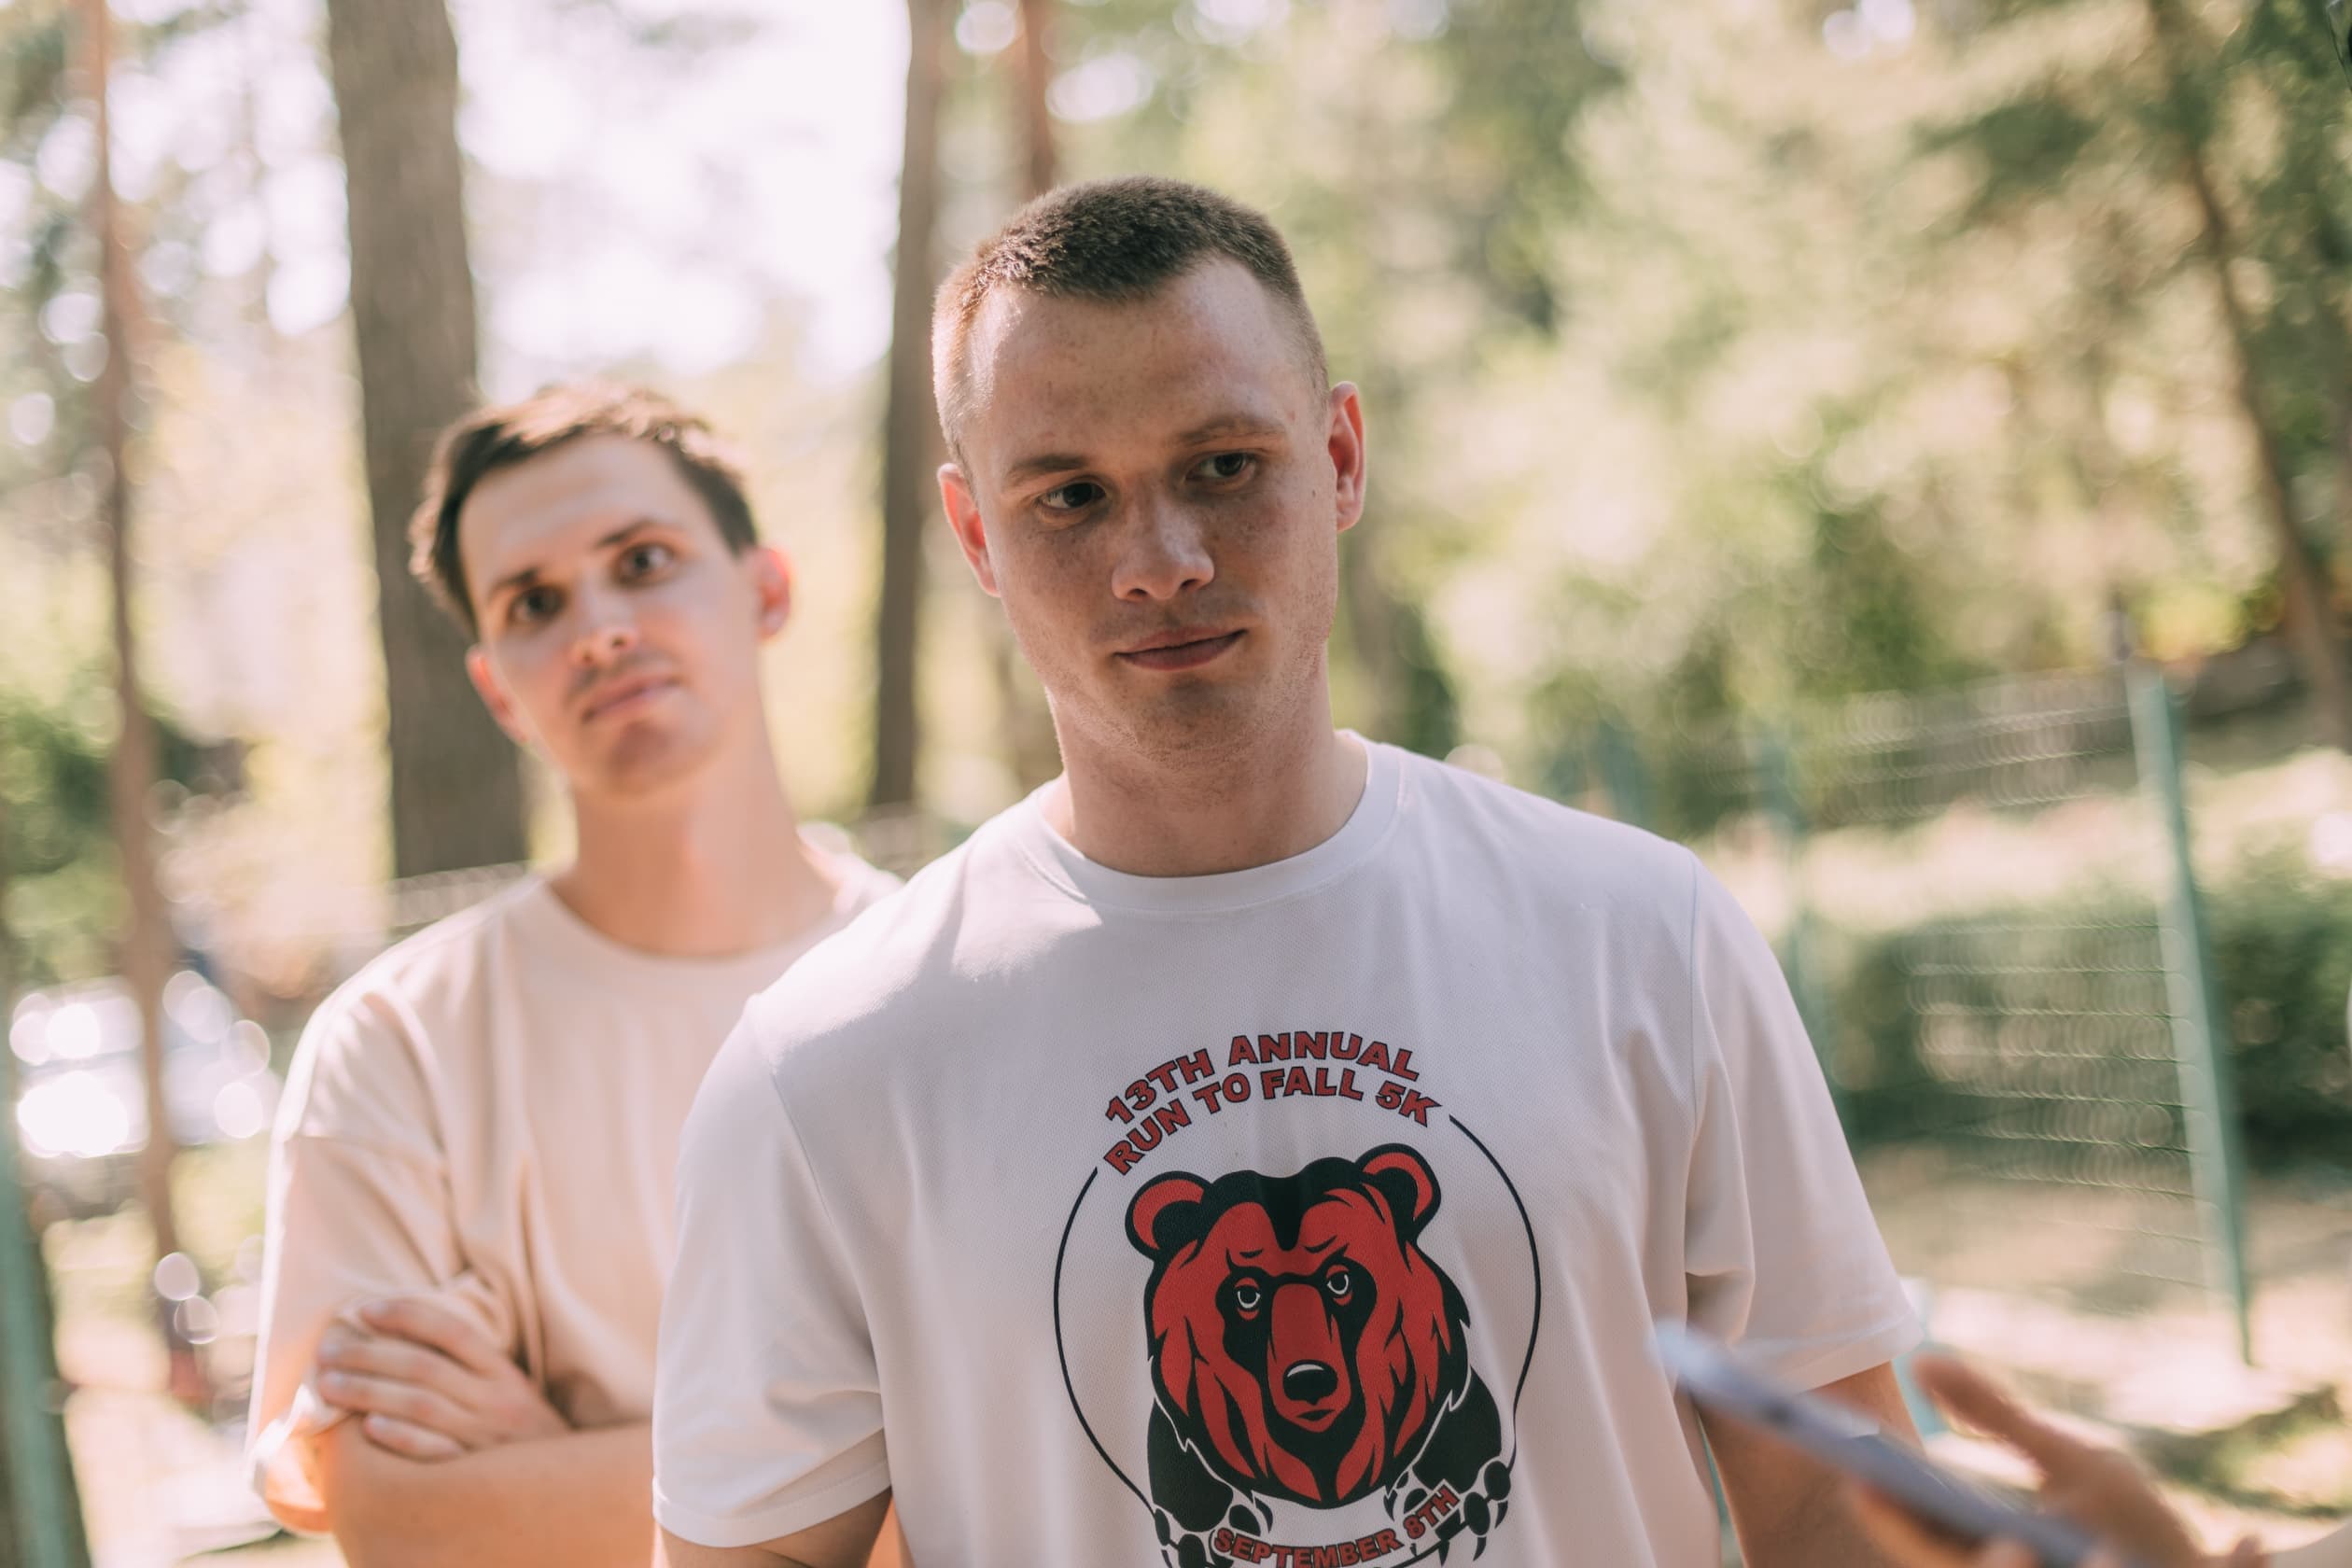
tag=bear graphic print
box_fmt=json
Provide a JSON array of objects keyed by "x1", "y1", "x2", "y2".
[{"x1": 1053, "y1": 1030, "x2": 1539, "y2": 1568}]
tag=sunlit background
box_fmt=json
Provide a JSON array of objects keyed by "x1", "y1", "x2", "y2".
[{"x1": 4, "y1": 0, "x2": 2351, "y2": 1561}]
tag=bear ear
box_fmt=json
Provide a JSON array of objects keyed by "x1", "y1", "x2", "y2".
[
  {"x1": 1127, "y1": 1173, "x2": 1209, "y2": 1259},
  {"x1": 1359, "y1": 1144, "x2": 1441, "y2": 1236}
]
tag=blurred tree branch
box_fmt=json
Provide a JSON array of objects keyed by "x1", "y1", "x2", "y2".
[{"x1": 2144, "y1": 0, "x2": 2352, "y2": 750}]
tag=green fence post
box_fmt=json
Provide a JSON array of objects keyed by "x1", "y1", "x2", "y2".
[
  {"x1": 0, "y1": 1051, "x2": 91, "y2": 1568},
  {"x1": 2125, "y1": 661, "x2": 2254, "y2": 1365},
  {"x1": 1759, "y1": 726, "x2": 1841, "y2": 1104},
  {"x1": 1596, "y1": 718, "x2": 1654, "y2": 833}
]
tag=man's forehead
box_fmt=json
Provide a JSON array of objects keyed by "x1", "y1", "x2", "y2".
[
  {"x1": 964, "y1": 262, "x2": 1311, "y2": 467},
  {"x1": 459, "y1": 436, "x2": 697, "y2": 577}
]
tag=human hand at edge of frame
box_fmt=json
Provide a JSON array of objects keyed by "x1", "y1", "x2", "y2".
[
  {"x1": 314, "y1": 1293, "x2": 569, "y2": 1462},
  {"x1": 1846, "y1": 1353, "x2": 2265, "y2": 1568}
]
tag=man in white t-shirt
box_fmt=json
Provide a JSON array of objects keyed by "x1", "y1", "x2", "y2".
[
  {"x1": 246, "y1": 383, "x2": 901, "y2": 1567},
  {"x1": 653, "y1": 178, "x2": 1921, "y2": 1568}
]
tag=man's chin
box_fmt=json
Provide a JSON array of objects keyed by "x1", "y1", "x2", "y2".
[{"x1": 569, "y1": 725, "x2": 718, "y2": 803}]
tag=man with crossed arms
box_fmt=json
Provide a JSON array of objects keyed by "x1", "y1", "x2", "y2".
[{"x1": 247, "y1": 385, "x2": 900, "y2": 1566}]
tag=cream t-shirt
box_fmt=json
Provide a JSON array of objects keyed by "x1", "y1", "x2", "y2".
[
  {"x1": 654, "y1": 741, "x2": 1918, "y2": 1566},
  {"x1": 248, "y1": 840, "x2": 896, "y2": 1532}
]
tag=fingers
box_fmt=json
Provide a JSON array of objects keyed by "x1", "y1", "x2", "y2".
[
  {"x1": 317, "y1": 1367, "x2": 474, "y2": 1443},
  {"x1": 318, "y1": 1328, "x2": 470, "y2": 1402},
  {"x1": 356, "y1": 1295, "x2": 507, "y2": 1377},
  {"x1": 358, "y1": 1412, "x2": 466, "y2": 1462},
  {"x1": 1911, "y1": 1355, "x2": 2091, "y2": 1475}
]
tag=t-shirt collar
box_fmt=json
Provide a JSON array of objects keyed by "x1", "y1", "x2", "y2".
[
  {"x1": 508, "y1": 835, "x2": 880, "y2": 987},
  {"x1": 1006, "y1": 735, "x2": 1402, "y2": 916}
]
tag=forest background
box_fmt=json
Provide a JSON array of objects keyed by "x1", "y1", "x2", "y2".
[
  {"x1": 3, "y1": 0, "x2": 2347, "y2": 997},
  {"x1": 4, "y1": 0, "x2": 2352, "y2": 1560}
]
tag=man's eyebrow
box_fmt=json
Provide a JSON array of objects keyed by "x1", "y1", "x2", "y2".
[
  {"x1": 1001, "y1": 451, "x2": 1090, "y2": 487},
  {"x1": 481, "y1": 518, "x2": 673, "y2": 601},
  {"x1": 1175, "y1": 413, "x2": 1286, "y2": 445},
  {"x1": 999, "y1": 417, "x2": 1287, "y2": 488}
]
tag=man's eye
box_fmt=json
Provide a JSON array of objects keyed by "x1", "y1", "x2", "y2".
[
  {"x1": 511, "y1": 586, "x2": 562, "y2": 625},
  {"x1": 620, "y1": 541, "x2": 674, "y2": 578},
  {"x1": 1197, "y1": 453, "x2": 1254, "y2": 483},
  {"x1": 1040, "y1": 481, "x2": 1105, "y2": 513}
]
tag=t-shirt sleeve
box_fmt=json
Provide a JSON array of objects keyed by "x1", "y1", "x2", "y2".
[
  {"x1": 1679, "y1": 855, "x2": 1921, "y2": 1390},
  {"x1": 245, "y1": 987, "x2": 507, "y2": 1533},
  {"x1": 652, "y1": 1016, "x2": 890, "y2": 1548}
]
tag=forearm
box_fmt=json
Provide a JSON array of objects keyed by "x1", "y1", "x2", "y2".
[
  {"x1": 1711, "y1": 1363, "x2": 1917, "y2": 1568},
  {"x1": 661, "y1": 1536, "x2": 808, "y2": 1567},
  {"x1": 1728, "y1": 1470, "x2": 1901, "y2": 1568},
  {"x1": 319, "y1": 1419, "x2": 654, "y2": 1568},
  {"x1": 657, "y1": 1491, "x2": 893, "y2": 1568}
]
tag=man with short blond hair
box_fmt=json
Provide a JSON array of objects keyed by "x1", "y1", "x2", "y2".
[
  {"x1": 248, "y1": 382, "x2": 898, "y2": 1567},
  {"x1": 655, "y1": 177, "x2": 1920, "y2": 1568}
]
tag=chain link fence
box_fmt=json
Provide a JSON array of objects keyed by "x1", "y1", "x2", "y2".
[{"x1": 1551, "y1": 654, "x2": 2312, "y2": 1351}]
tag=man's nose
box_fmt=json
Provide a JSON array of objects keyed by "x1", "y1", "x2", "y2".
[
  {"x1": 1112, "y1": 497, "x2": 1214, "y2": 602},
  {"x1": 567, "y1": 591, "x2": 640, "y2": 668}
]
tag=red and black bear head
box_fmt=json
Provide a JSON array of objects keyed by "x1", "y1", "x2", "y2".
[{"x1": 1126, "y1": 1144, "x2": 1475, "y2": 1510}]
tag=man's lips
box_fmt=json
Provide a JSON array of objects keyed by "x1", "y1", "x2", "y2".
[
  {"x1": 579, "y1": 673, "x2": 679, "y2": 721},
  {"x1": 1115, "y1": 630, "x2": 1243, "y2": 672}
]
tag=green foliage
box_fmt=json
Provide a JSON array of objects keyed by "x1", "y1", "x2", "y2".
[
  {"x1": 1, "y1": 685, "x2": 209, "y2": 989},
  {"x1": 1914, "y1": 90, "x2": 2102, "y2": 229},
  {"x1": 1, "y1": 689, "x2": 119, "y2": 988},
  {"x1": 2208, "y1": 851, "x2": 2352, "y2": 1164},
  {"x1": 1821, "y1": 857, "x2": 2352, "y2": 1169}
]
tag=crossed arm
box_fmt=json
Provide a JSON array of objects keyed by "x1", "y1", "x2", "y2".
[
  {"x1": 303, "y1": 1295, "x2": 657, "y2": 1568},
  {"x1": 317, "y1": 1418, "x2": 655, "y2": 1568}
]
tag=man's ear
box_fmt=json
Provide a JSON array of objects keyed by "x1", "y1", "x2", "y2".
[
  {"x1": 749, "y1": 543, "x2": 793, "y2": 638},
  {"x1": 465, "y1": 647, "x2": 535, "y2": 748},
  {"x1": 1326, "y1": 381, "x2": 1368, "y2": 535},
  {"x1": 940, "y1": 462, "x2": 1001, "y2": 598}
]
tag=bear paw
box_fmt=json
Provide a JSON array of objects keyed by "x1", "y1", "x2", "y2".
[
  {"x1": 1400, "y1": 1459, "x2": 1514, "y2": 1561},
  {"x1": 1154, "y1": 1508, "x2": 1236, "y2": 1568}
]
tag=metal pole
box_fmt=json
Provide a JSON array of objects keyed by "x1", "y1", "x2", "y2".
[
  {"x1": 0, "y1": 763, "x2": 91, "y2": 1568},
  {"x1": 0, "y1": 1079, "x2": 92, "y2": 1568},
  {"x1": 1596, "y1": 718, "x2": 1653, "y2": 833},
  {"x1": 2125, "y1": 661, "x2": 2254, "y2": 1364},
  {"x1": 1759, "y1": 726, "x2": 1841, "y2": 1107}
]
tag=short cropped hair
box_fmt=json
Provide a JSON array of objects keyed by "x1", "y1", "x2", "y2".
[
  {"x1": 410, "y1": 381, "x2": 758, "y2": 637},
  {"x1": 931, "y1": 175, "x2": 1328, "y2": 454}
]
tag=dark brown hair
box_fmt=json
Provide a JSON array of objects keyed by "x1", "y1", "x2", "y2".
[
  {"x1": 931, "y1": 175, "x2": 1328, "y2": 451},
  {"x1": 410, "y1": 381, "x2": 758, "y2": 636}
]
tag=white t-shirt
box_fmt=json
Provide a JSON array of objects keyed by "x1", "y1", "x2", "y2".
[
  {"x1": 654, "y1": 742, "x2": 1917, "y2": 1567},
  {"x1": 248, "y1": 837, "x2": 896, "y2": 1532}
]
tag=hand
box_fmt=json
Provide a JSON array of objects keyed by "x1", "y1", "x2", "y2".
[
  {"x1": 1847, "y1": 1354, "x2": 2263, "y2": 1568},
  {"x1": 315, "y1": 1294, "x2": 569, "y2": 1462}
]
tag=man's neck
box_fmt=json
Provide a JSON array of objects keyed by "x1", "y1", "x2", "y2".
[
  {"x1": 553, "y1": 741, "x2": 838, "y2": 959},
  {"x1": 1049, "y1": 718, "x2": 1368, "y2": 878}
]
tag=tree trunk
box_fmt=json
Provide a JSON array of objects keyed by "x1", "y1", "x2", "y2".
[
  {"x1": 323, "y1": 0, "x2": 527, "y2": 875},
  {"x1": 85, "y1": 0, "x2": 209, "y2": 1414},
  {"x1": 1015, "y1": 0, "x2": 1057, "y2": 201},
  {"x1": 872, "y1": 0, "x2": 951, "y2": 810},
  {"x1": 985, "y1": 0, "x2": 1065, "y2": 792},
  {"x1": 2145, "y1": 0, "x2": 2352, "y2": 750}
]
